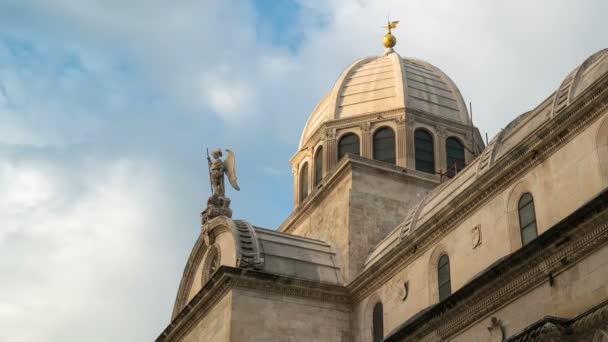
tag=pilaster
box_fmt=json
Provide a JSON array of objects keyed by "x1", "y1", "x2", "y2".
[
  {"x1": 405, "y1": 117, "x2": 416, "y2": 169},
  {"x1": 360, "y1": 122, "x2": 372, "y2": 159},
  {"x1": 324, "y1": 128, "x2": 337, "y2": 172},
  {"x1": 395, "y1": 116, "x2": 407, "y2": 167}
]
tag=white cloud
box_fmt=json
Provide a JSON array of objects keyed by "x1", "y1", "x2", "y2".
[
  {"x1": 1, "y1": 1, "x2": 607, "y2": 341},
  {"x1": 201, "y1": 72, "x2": 255, "y2": 121},
  {"x1": 0, "y1": 158, "x2": 178, "y2": 341}
]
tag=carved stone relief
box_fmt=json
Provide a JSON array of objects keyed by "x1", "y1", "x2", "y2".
[
  {"x1": 472, "y1": 225, "x2": 482, "y2": 249},
  {"x1": 360, "y1": 122, "x2": 371, "y2": 133},
  {"x1": 402, "y1": 280, "x2": 409, "y2": 301},
  {"x1": 487, "y1": 317, "x2": 504, "y2": 342}
]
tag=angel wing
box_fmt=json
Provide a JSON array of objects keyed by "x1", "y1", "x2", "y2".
[
  {"x1": 224, "y1": 149, "x2": 240, "y2": 191},
  {"x1": 390, "y1": 20, "x2": 399, "y2": 29}
]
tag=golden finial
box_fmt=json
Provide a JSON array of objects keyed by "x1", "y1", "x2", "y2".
[{"x1": 382, "y1": 18, "x2": 399, "y2": 49}]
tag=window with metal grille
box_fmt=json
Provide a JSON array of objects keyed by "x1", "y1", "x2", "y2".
[
  {"x1": 438, "y1": 254, "x2": 451, "y2": 302},
  {"x1": 373, "y1": 302, "x2": 383, "y2": 342},
  {"x1": 314, "y1": 147, "x2": 323, "y2": 186},
  {"x1": 299, "y1": 163, "x2": 309, "y2": 202},
  {"x1": 518, "y1": 193, "x2": 538, "y2": 245},
  {"x1": 415, "y1": 129, "x2": 435, "y2": 173},
  {"x1": 338, "y1": 133, "x2": 360, "y2": 160},
  {"x1": 373, "y1": 127, "x2": 396, "y2": 164},
  {"x1": 446, "y1": 137, "x2": 465, "y2": 178}
]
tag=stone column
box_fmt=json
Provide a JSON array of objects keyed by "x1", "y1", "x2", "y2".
[
  {"x1": 405, "y1": 118, "x2": 416, "y2": 169},
  {"x1": 360, "y1": 122, "x2": 372, "y2": 159},
  {"x1": 324, "y1": 128, "x2": 337, "y2": 173},
  {"x1": 292, "y1": 165, "x2": 299, "y2": 208},
  {"x1": 395, "y1": 116, "x2": 407, "y2": 168},
  {"x1": 436, "y1": 126, "x2": 447, "y2": 174}
]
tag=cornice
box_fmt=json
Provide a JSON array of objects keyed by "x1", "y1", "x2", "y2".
[
  {"x1": 278, "y1": 154, "x2": 439, "y2": 234},
  {"x1": 384, "y1": 189, "x2": 608, "y2": 341},
  {"x1": 348, "y1": 70, "x2": 608, "y2": 301},
  {"x1": 156, "y1": 267, "x2": 350, "y2": 342}
]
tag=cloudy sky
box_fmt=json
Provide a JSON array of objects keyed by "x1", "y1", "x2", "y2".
[{"x1": 0, "y1": 1, "x2": 606, "y2": 341}]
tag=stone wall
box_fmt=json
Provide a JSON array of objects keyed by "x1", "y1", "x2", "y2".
[
  {"x1": 180, "y1": 290, "x2": 232, "y2": 342},
  {"x1": 230, "y1": 287, "x2": 351, "y2": 342},
  {"x1": 285, "y1": 158, "x2": 436, "y2": 283},
  {"x1": 451, "y1": 242, "x2": 608, "y2": 341},
  {"x1": 354, "y1": 109, "x2": 608, "y2": 341},
  {"x1": 348, "y1": 166, "x2": 433, "y2": 279},
  {"x1": 286, "y1": 174, "x2": 353, "y2": 282}
]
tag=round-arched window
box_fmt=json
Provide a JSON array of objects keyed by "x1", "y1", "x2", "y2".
[
  {"x1": 438, "y1": 254, "x2": 451, "y2": 301},
  {"x1": 446, "y1": 137, "x2": 465, "y2": 177},
  {"x1": 415, "y1": 129, "x2": 435, "y2": 174},
  {"x1": 373, "y1": 127, "x2": 396, "y2": 164},
  {"x1": 314, "y1": 147, "x2": 323, "y2": 186},
  {"x1": 338, "y1": 133, "x2": 360, "y2": 160},
  {"x1": 373, "y1": 302, "x2": 383, "y2": 342},
  {"x1": 300, "y1": 162, "x2": 309, "y2": 202},
  {"x1": 518, "y1": 192, "x2": 538, "y2": 245}
]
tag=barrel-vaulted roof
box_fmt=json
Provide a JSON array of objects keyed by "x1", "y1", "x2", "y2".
[{"x1": 363, "y1": 48, "x2": 608, "y2": 270}]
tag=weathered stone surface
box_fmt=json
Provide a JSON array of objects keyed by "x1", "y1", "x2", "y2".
[{"x1": 158, "y1": 49, "x2": 608, "y2": 342}]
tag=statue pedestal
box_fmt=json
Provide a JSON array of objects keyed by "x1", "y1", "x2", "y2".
[{"x1": 201, "y1": 194, "x2": 233, "y2": 227}]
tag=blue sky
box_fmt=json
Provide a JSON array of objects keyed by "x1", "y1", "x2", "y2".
[{"x1": 1, "y1": 1, "x2": 607, "y2": 341}]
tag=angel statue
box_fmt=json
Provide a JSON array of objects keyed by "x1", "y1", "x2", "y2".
[
  {"x1": 207, "y1": 148, "x2": 240, "y2": 198},
  {"x1": 202, "y1": 148, "x2": 240, "y2": 228}
]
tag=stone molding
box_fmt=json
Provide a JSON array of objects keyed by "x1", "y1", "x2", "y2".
[
  {"x1": 157, "y1": 267, "x2": 350, "y2": 342},
  {"x1": 160, "y1": 191, "x2": 608, "y2": 342},
  {"x1": 505, "y1": 299, "x2": 608, "y2": 341},
  {"x1": 172, "y1": 217, "x2": 263, "y2": 319},
  {"x1": 349, "y1": 71, "x2": 608, "y2": 301},
  {"x1": 278, "y1": 154, "x2": 440, "y2": 234},
  {"x1": 384, "y1": 190, "x2": 608, "y2": 341}
]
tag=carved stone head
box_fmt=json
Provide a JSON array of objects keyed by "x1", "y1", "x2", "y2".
[{"x1": 211, "y1": 148, "x2": 222, "y2": 159}]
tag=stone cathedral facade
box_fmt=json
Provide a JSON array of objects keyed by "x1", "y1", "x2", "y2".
[{"x1": 156, "y1": 44, "x2": 608, "y2": 341}]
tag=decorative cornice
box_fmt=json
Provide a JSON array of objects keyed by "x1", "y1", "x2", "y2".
[
  {"x1": 359, "y1": 121, "x2": 372, "y2": 133},
  {"x1": 278, "y1": 154, "x2": 439, "y2": 234},
  {"x1": 348, "y1": 71, "x2": 608, "y2": 301},
  {"x1": 384, "y1": 189, "x2": 608, "y2": 341},
  {"x1": 156, "y1": 267, "x2": 350, "y2": 342},
  {"x1": 505, "y1": 299, "x2": 608, "y2": 341}
]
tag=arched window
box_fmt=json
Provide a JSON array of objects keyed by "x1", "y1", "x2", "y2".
[
  {"x1": 446, "y1": 137, "x2": 465, "y2": 178},
  {"x1": 372, "y1": 302, "x2": 383, "y2": 342},
  {"x1": 518, "y1": 193, "x2": 538, "y2": 245},
  {"x1": 373, "y1": 127, "x2": 396, "y2": 164},
  {"x1": 438, "y1": 254, "x2": 451, "y2": 302},
  {"x1": 314, "y1": 147, "x2": 323, "y2": 186},
  {"x1": 415, "y1": 129, "x2": 435, "y2": 174},
  {"x1": 338, "y1": 133, "x2": 360, "y2": 160},
  {"x1": 299, "y1": 163, "x2": 309, "y2": 202}
]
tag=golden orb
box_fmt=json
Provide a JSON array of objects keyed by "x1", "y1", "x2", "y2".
[{"x1": 383, "y1": 33, "x2": 396, "y2": 48}]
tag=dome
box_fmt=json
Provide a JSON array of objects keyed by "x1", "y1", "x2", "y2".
[{"x1": 299, "y1": 52, "x2": 470, "y2": 148}]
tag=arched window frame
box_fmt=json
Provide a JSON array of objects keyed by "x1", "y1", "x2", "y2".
[
  {"x1": 445, "y1": 136, "x2": 465, "y2": 178},
  {"x1": 414, "y1": 128, "x2": 435, "y2": 174},
  {"x1": 372, "y1": 126, "x2": 396, "y2": 164},
  {"x1": 314, "y1": 145, "x2": 323, "y2": 186},
  {"x1": 299, "y1": 162, "x2": 309, "y2": 203},
  {"x1": 202, "y1": 244, "x2": 221, "y2": 284},
  {"x1": 337, "y1": 132, "x2": 361, "y2": 160},
  {"x1": 372, "y1": 302, "x2": 383, "y2": 342},
  {"x1": 518, "y1": 192, "x2": 538, "y2": 245},
  {"x1": 437, "y1": 254, "x2": 451, "y2": 302}
]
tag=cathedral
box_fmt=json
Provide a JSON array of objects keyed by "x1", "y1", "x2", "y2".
[{"x1": 156, "y1": 23, "x2": 608, "y2": 341}]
